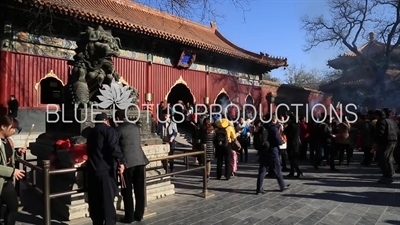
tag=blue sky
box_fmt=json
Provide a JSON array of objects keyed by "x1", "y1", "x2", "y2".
[{"x1": 210, "y1": 0, "x2": 345, "y2": 80}]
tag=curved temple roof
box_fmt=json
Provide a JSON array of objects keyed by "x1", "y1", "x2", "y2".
[{"x1": 14, "y1": 0, "x2": 288, "y2": 68}]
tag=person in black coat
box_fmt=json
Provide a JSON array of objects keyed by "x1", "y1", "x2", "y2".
[
  {"x1": 254, "y1": 119, "x2": 270, "y2": 194},
  {"x1": 7, "y1": 95, "x2": 18, "y2": 118},
  {"x1": 284, "y1": 115, "x2": 303, "y2": 177},
  {"x1": 7, "y1": 95, "x2": 21, "y2": 133},
  {"x1": 86, "y1": 113, "x2": 125, "y2": 225},
  {"x1": 315, "y1": 115, "x2": 338, "y2": 171},
  {"x1": 266, "y1": 116, "x2": 291, "y2": 192},
  {"x1": 115, "y1": 110, "x2": 149, "y2": 223},
  {"x1": 374, "y1": 109, "x2": 398, "y2": 184}
]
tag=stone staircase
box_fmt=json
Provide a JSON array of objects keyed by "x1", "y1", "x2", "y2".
[
  {"x1": 45, "y1": 180, "x2": 177, "y2": 220},
  {"x1": 175, "y1": 128, "x2": 193, "y2": 148}
]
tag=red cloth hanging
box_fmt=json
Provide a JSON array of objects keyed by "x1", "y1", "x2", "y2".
[
  {"x1": 55, "y1": 139, "x2": 71, "y2": 149},
  {"x1": 54, "y1": 139, "x2": 88, "y2": 165},
  {"x1": 69, "y1": 144, "x2": 88, "y2": 164}
]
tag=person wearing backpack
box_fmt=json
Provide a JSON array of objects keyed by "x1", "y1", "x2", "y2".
[
  {"x1": 214, "y1": 116, "x2": 237, "y2": 180},
  {"x1": 253, "y1": 119, "x2": 271, "y2": 194},
  {"x1": 266, "y1": 115, "x2": 290, "y2": 192}
]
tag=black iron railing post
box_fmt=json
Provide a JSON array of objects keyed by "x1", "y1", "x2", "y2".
[
  {"x1": 185, "y1": 156, "x2": 189, "y2": 170},
  {"x1": 143, "y1": 166, "x2": 147, "y2": 209},
  {"x1": 43, "y1": 160, "x2": 51, "y2": 225},
  {"x1": 202, "y1": 146, "x2": 207, "y2": 195}
]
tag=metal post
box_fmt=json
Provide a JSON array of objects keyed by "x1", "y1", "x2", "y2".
[
  {"x1": 197, "y1": 148, "x2": 214, "y2": 199},
  {"x1": 185, "y1": 156, "x2": 189, "y2": 170},
  {"x1": 143, "y1": 167, "x2": 156, "y2": 218},
  {"x1": 15, "y1": 159, "x2": 20, "y2": 197},
  {"x1": 43, "y1": 160, "x2": 51, "y2": 225},
  {"x1": 33, "y1": 170, "x2": 37, "y2": 186},
  {"x1": 143, "y1": 167, "x2": 147, "y2": 209},
  {"x1": 202, "y1": 148, "x2": 207, "y2": 194}
]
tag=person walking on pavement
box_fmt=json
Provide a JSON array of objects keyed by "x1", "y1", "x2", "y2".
[
  {"x1": 0, "y1": 115, "x2": 26, "y2": 225},
  {"x1": 86, "y1": 113, "x2": 125, "y2": 225},
  {"x1": 253, "y1": 119, "x2": 270, "y2": 194},
  {"x1": 373, "y1": 109, "x2": 398, "y2": 184},
  {"x1": 115, "y1": 110, "x2": 149, "y2": 223},
  {"x1": 267, "y1": 115, "x2": 290, "y2": 192}
]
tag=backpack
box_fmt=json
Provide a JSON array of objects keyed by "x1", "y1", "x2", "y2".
[
  {"x1": 214, "y1": 128, "x2": 228, "y2": 147},
  {"x1": 253, "y1": 128, "x2": 269, "y2": 151}
]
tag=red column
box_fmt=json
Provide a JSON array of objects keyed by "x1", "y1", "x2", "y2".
[
  {"x1": 205, "y1": 72, "x2": 208, "y2": 103},
  {"x1": 146, "y1": 62, "x2": 153, "y2": 101},
  {"x1": 0, "y1": 51, "x2": 9, "y2": 114}
]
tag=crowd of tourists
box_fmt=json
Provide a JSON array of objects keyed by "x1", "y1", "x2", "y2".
[
  {"x1": 177, "y1": 107, "x2": 400, "y2": 195},
  {"x1": 0, "y1": 100, "x2": 399, "y2": 225}
]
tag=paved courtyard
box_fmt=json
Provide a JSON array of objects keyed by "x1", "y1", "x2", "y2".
[{"x1": 15, "y1": 150, "x2": 400, "y2": 225}]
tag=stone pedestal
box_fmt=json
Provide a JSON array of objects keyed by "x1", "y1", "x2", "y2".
[{"x1": 24, "y1": 109, "x2": 175, "y2": 221}]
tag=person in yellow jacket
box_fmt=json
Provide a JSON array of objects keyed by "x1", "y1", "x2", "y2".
[{"x1": 214, "y1": 116, "x2": 237, "y2": 180}]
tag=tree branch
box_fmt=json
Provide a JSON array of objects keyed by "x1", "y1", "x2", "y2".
[{"x1": 133, "y1": 0, "x2": 253, "y2": 23}]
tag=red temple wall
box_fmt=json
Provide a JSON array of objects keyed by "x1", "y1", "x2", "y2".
[
  {"x1": 0, "y1": 51, "x2": 70, "y2": 109},
  {"x1": 0, "y1": 50, "x2": 330, "y2": 116},
  {"x1": 207, "y1": 73, "x2": 267, "y2": 106},
  {"x1": 151, "y1": 64, "x2": 206, "y2": 105},
  {"x1": 113, "y1": 57, "x2": 148, "y2": 104}
]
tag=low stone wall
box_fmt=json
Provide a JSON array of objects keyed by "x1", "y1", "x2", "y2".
[{"x1": 26, "y1": 139, "x2": 175, "y2": 221}]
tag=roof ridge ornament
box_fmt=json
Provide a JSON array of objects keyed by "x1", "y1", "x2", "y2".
[
  {"x1": 369, "y1": 32, "x2": 375, "y2": 42},
  {"x1": 210, "y1": 21, "x2": 217, "y2": 31}
]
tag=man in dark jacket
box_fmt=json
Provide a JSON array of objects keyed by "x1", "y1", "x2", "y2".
[
  {"x1": 7, "y1": 95, "x2": 18, "y2": 118},
  {"x1": 7, "y1": 95, "x2": 22, "y2": 133},
  {"x1": 284, "y1": 115, "x2": 302, "y2": 177},
  {"x1": 267, "y1": 115, "x2": 290, "y2": 192},
  {"x1": 374, "y1": 109, "x2": 398, "y2": 184},
  {"x1": 254, "y1": 119, "x2": 270, "y2": 194},
  {"x1": 115, "y1": 110, "x2": 149, "y2": 223},
  {"x1": 316, "y1": 115, "x2": 338, "y2": 171},
  {"x1": 86, "y1": 112, "x2": 125, "y2": 225}
]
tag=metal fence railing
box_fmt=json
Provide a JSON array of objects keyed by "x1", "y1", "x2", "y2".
[{"x1": 16, "y1": 147, "x2": 214, "y2": 225}]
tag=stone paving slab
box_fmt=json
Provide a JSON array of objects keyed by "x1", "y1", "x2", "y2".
[{"x1": 15, "y1": 150, "x2": 400, "y2": 225}]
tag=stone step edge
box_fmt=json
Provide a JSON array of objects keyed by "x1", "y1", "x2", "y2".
[
  {"x1": 57, "y1": 188, "x2": 176, "y2": 221},
  {"x1": 57, "y1": 182, "x2": 175, "y2": 206},
  {"x1": 59, "y1": 180, "x2": 173, "y2": 199}
]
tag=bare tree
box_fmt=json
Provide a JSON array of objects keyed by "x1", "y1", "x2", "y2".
[
  {"x1": 262, "y1": 73, "x2": 280, "y2": 83},
  {"x1": 134, "y1": 0, "x2": 254, "y2": 22},
  {"x1": 319, "y1": 69, "x2": 343, "y2": 85},
  {"x1": 283, "y1": 64, "x2": 324, "y2": 89},
  {"x1": 302, "y1": 0, "x2": 400, "y2": 75}
]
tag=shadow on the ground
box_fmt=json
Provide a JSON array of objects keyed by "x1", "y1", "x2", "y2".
[
  {"x1": 283, "y1": 189, "x2": 400, "y2": 207},
  {"x1": 17, "y1": 212, "x2": 68, "y2": 225},
  {"x1": 300, "y1": 178, "x2": 400, "y2": 189},
  {"x1": 383, "y1": 220, "x2": 400, "y2": 225},
  {"x1": 173, "y1": 179, "x2": 256, "y2": 195}
]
